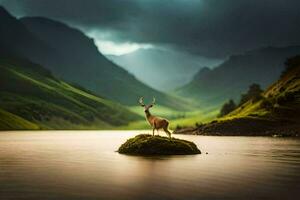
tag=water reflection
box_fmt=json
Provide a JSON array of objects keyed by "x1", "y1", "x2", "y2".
[{"x1": 0, "y1": 131, "x2": 300, "y2": 199}]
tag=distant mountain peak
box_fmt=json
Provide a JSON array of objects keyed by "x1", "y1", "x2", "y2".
[{"x1": 177, "y1": 45, "x2": 300, "y2": 107}]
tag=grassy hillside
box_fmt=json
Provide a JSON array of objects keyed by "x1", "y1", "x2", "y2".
[
  {"x1": 177, "y1": 46, "x2": 300, "y2": 108},
  {"x1": 0, "y1": 108, "x2": 40, "y2": 130},
  {"x1": 18, "y1": 16, "x2": 190, "y2": 110},
  {"x1": 0, "y1": 57, "x2": 141, "y2": 130},
  {"x1": 176, "y1": 55, "x2": 300, "y2": 136},
  {"x1": 0, "y1": 6, "x2": 190, "y2": 110}
]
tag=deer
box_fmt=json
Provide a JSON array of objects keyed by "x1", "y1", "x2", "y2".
[{"x1": 139, "y1": 97, "x2": 172, "y2": 138}]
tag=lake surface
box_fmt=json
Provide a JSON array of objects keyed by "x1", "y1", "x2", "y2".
[{"x1": 0, "y1": 131, "x2": 300, "y2": 200}]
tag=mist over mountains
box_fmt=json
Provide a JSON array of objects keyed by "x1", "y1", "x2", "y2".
[{"x1": 108, "y1": 48, "x2": 222, "y2": 91}]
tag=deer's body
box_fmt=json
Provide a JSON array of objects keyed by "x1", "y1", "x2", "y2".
[{"x1": 139, "y1": 97, "x2": 172, "y2": 138}]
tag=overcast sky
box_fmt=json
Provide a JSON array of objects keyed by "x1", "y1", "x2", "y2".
[{"x1": 1, "y1": 0, "x2": 300, "y2": 57}]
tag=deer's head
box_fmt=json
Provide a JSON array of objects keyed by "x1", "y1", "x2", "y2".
[{"x1": 139, "y1": 97, "x2": 155, "y2": 112}]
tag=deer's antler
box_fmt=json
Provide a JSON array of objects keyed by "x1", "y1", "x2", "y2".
[
  {"x1": 139, "y1": 97, "x2": 145, "y2": 107},
  {"x1": 151, "y1": 97, "x2": 156, "y2": 105}
]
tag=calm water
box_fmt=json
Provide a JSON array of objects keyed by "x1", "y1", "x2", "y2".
[{"x1": 0, "y1": 131, "x2": 300, "y2": 200}]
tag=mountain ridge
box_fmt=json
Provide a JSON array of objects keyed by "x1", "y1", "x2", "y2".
[
  {"x1": 19, "y1": 16, "x2": 189, "y2": 109},
  {"x1": 177, "y1": 45, "x2": 300, "y2": 107}
]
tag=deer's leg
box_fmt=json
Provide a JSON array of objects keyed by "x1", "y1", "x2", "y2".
[
  {"x1": 163, "y1": 122, "x2": 171, "y2": 139},
  {"x1": 152, "y1": 127, "x2": 155, "y2": 136},
  {"x1": 163, "y1": 128, "x2": 171, "y2": 138}
]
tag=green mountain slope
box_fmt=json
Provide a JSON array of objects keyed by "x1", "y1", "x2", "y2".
[
  {"x1": 18, "y1": 16, "x2": 188, "y2": 110},
  {"x1": 177, "y1": 55, "x2": 300, "y2": 136},
  {"x1": 0, "y1": 57, "x2": 141, "y2": 130},
  {"x1": 177, "y1": 46, "x2": 300, "y2": 108},
  {"x1": 0, "y1": 6, "x2": 189, "y2": 110},
  {"x1": 0, "y1": 108, "x2": 40, "y2": 130}
]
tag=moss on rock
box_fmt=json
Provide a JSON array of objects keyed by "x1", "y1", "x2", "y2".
[{"x1": 118, "y1": 134, "x2": 201, "y2": 155}]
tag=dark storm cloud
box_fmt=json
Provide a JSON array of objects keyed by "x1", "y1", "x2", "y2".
[
  {"x1": 0, "y1": 0, "x2": 139, "y2": 26},
  {"x1": 1, "y1": 0, "x2": 300, "y2": 58}
]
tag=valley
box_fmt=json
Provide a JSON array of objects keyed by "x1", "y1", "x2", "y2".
[{"x1": 1, "y1": 5, "x2": 300, "y2": 135}]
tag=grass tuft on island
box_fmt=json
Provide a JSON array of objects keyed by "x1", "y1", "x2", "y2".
[{"x1": 118, "y1": 134, "x2": 201, "y2": 155}]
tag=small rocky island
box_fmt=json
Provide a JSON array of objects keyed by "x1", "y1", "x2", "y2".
[{"x1": 118, "y1": 134, "x2": 201, "y2": 155}]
